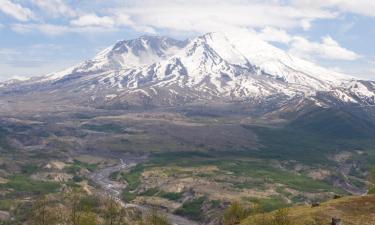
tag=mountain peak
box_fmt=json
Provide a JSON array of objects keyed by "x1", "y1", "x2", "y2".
[{"x1": 2, "y1": 32, "x2": 374, "y2": 107}]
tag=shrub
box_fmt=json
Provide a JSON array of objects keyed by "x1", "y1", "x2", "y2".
[
  {"x1": 223, "y1": 202, "x2": 252, "y2": 225},
  {"x1": 139, "y1": 209, "x2": 171, "y2": 225},
  {"x1": 175, "y1": 197, "x2": 206, "y2": 220}
]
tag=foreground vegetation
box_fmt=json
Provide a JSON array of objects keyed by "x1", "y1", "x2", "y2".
[
  {"x1": 2, "y1": 189, "x2": 172, "y2": 225},
  {"x1": 241, "y1": 194, "x2": 375, "y2": 225},
  {"x1": 3, "y1": 189, "x2": 375, "y2": 225},
  {"x1": 0, "y1": 109, "x2": 374, "y2": 224}
]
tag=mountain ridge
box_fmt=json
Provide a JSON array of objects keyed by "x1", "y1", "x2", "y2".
[{"x1": 1, "y1": 31, "x2": 374, "y2": 110}]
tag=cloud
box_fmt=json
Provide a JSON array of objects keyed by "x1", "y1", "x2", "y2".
[
  {"x1": 292, "y1": 0, "x2": 375, "y2": 17},
  {"x1": 11, "y1": 23, "x2": 70, "y2": 35},
  {"x1": 1, "y1": 0, "x2": 338, "y2": 35},
  {"x1": 257, "y1": 27, "x2": 292, "y2": 44},
  {"x1": 11, "y1": 22, "x2": 118, "y2": 35},
  {"x1": 289, "y1": 36, "x2": 361, "y2": 61},
  {"x1": 0, "y1": 0, "x2": 34, "y2": 21},
  {"x1": 0, "y1": 45, "x2": 77, "y2": 81},
  {"x1": 31, "y1": 0, "x2": 77, "y2": 18},
  {"x1": 107, "y1": 0, "x2": 335, "y2": 33},
  {"x1": 71, "y1": 14, "x2": 114, "y2": 28}
]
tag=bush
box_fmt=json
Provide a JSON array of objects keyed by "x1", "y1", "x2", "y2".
[
  {"x1": 159, "y1": 191, "x2": 183, "y2": 201},
  {"x1": 273, "y1": 208, "x2": 292, "y2": 225},
  {"x1": 175, "y1": 197, "x2": 206, "y2": 220},
  {"x1": 252, "y1": 208, "x2": 293, "y2": 225},
  {"x1": 73, "y1": 175, "x2": 83, "y2": 183},
  {"x1": 223, "y1": 202, "x2": 252, "y2": 225},
  {"x1": 139, "y1": 209, "x2": 171, "y2": 225}
]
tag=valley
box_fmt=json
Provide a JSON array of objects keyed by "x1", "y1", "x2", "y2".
[
  {"x1": 0, "y1": 32, "x2": 375, "y2": 224},
  {"x1": 0, "y1": 104, "x2": 374, "y2": 224}
]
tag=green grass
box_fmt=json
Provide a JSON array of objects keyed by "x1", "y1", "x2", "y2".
[
  {"x1": 120, "y1": 165, "x2": 145, "y2": 202},
  {"x1": 140, "y1": 188, "x2": 183, "y2": 201},
  {"x1": 21, "y1": 164, "x2": 38, "y2": 175},
  {"x1": 159, "y1": 191, "x2": 183, "y2": 201},
  {"x1": 118, "y1": 118, "x2": 375, "y2": 207},
  {"x1": 150, "y1": 153, "x2": 339, "y2": 193},
  {"x1": 2, "y1": 175, "x2": 60, "y2": 194},
  {"x1": 245, "y1": 196, "x2": 290, "y2": 212},
  {"x1": 246, "y1": 126, "x2": 374, "y2": 164},
  {"x1": 0, "y1": 199, "x2": 13, "y2": 211},
  {"x1": 0, "y1": 126, "x2": 10, "y2": 149},
  {"x1": 140, "y1": 188, "x2": 160, "y2": 196},
  {"x1": 122, "y1": 165, "x2": 144, "y2": 191},
  {"x1": 81, "y1": 123, "x2": 126, "y2": 133},
  {"x1": 215, "y1": 160, "x2": 337, "y2": 193},
  {"x1": 122, "y1": 191, "x2": 136, "y2": 202},
  {"x1": 66, "y1": 160, "x2": 97, "y2": 175},
  {"x1": 175, "y1": 197, "x2": 206, "y2": 220}
]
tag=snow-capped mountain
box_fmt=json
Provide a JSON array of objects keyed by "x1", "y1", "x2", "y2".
[{"x1": 1, "y1": 31, "x2": 375, "y2": 108}]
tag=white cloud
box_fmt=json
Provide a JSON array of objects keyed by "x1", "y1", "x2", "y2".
[
  {"x1": 71, "y1": 14, "x2": 114, "y2": 28},
  {"x1": 1, "y1": 0, "x2": 339, "y2": 35},
  {"x1": 11, "y1": 22, "x2": 118, "y2": 35},
  {"x1": 31, "y1": 0, "x2": 77, "y2": 18},
  {"x1": 292, "y1": 0, "x2": 375, "y2": 17},
  {"x1": 289, "y1": 36, "x2": 361, "y2": 61},
  {"x1": 113, "y1": 12, "x2": 156, "y2": 33},
  {"x1": 11, "y1": 23, "x2": 70, "y2": 35},
  {"x1": 257, "y1": 27, "x2": 292, "y2": 44},
  {"x1": 0, "y1": 45, "x2": 78, "y2": 81},
  {"x1": 0, "y1": 0, "x2": 34, "y2": 21},
  {"x1": 300, "y1": 19, "x2": 312, "y2": 31},
  {"x1": 107, "y1": 0, "x2": 335, "y2": 33}
]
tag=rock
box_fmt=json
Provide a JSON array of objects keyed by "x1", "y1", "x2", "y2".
[
  {"x1": 311, "y1": 202, "x2": 320, "y2": 207},
  {"x1": 331, "y1": 217, "x2": 342, "y2": 225},
  {"x1": 0, "y1": 211, "x2": 10, "y2": 221},
  {"x1": 45, "y1": 161, "x2": 66, "y2": 170},
  {"x1": 333, "y1": 194, "x2": 342, "y2": 199}
]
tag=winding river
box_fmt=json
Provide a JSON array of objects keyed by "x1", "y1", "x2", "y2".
[{"x1": 88, "y1": 157, "x2": 199, "y2": 225}]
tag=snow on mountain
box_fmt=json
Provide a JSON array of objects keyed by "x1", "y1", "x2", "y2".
[
  {"x1": 1, "y1": 31, "x2": 374, "y2": 107},
  {"x1": 42, "y1": 36, "x2": 187, "y2": 82}
]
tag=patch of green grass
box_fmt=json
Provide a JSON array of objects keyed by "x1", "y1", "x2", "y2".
[
  {"x1": 74, "y1": 160, "x2": 97, "y2": 171},
  {"x1": 175, "y1": 196, "x2": 206, "y2": 220},
  {"x1": 122, "y1": 165, "x2": 143, "y2": 191},
  {"x1": 2, "y1": 175, "x2": 60, "y2": 194},
  {"x1": 245, "y1": 196, "x2": 290, "y2": 212},
  {"x1": 122, "y1": 191, "x2": 136, "y2": 202},
  {"x1": 81, "y1": 123, "x2": 126, "y2": 133},
  {"x1": 245, "y1": 126, "x2": 375, "y2": 165},
  {"x1": 140, "y1": 188, "x2": 159, "y2": 196},
  {"x1": 120, "y1": 165, "x2": 145, "y2": 203},
  {"x1": 109, "y1": 171, "x2": 120, "y2": 181},
  {"x1": 79, "y1": 195, "x2": 100, "y2": 211},
  {"x1": 229, "y1": 179, "x2": 266, "y2": 190},
  {"x1": 150, "y1": 150, "x2": 343, "y2": 194},
  {"x1": 21, "y1": 164, "x2": 38, "y2": 175},
  {"x1": 66, "y1": 160, "x2": 97, "y2": 175},
  {"x1": 73, "y1": 113, "x2": 96, "y2": 119},
  {"x1": 159, "y1": 191, "x2": 183, "y2": 201},
  {"x1": 72, "y1": 175, "x2": 83, "y2": 183},
  {"x1": 215, "y1": 160, "x2": 336, "y2": 193},
  {"x1": 210, "y1": 199, "x2": 221, "y2": 208},
  {"x1": 0, "y1": 126, "x2": 10, "y2": 149},
  {"x1": 0, "y1": 199, "x2": 13, "y2": 211},
  {"x1": 140, "y1": 188, "x2": 183, "y2": 201}
]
